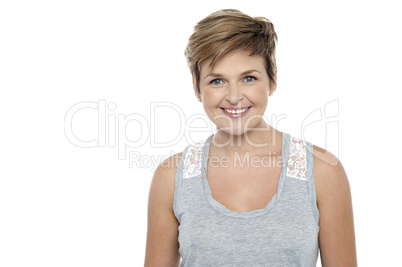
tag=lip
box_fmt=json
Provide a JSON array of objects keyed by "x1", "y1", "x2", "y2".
[
  {"x1": 221, "y1": 107, "x2": 250, "y2": 110},
  {"x1": 220, "y1": 106, "x2": 251, "y2": 118}
]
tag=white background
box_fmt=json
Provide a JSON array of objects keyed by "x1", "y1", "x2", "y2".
[{"x1": 1, "y1": 0, "x2": 401, "y2": 266}]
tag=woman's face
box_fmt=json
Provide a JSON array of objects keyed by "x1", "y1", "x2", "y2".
[{"x1": 196, "y1": 50, "x2": 277, "y2": 136}]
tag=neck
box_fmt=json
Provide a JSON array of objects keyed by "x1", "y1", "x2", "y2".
[{"x1": 211, "y1": 120, "x2": 282, "y2": 160}]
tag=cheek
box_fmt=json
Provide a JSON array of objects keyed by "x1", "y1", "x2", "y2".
[
  {"x1": 249, "y1": 86, "x2": 269, "y2": 102},
  {"x1": 203, "y1": 89, "x2": 221, "y2": 106}
]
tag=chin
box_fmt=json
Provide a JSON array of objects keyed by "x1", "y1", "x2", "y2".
[{"x1": 216, "y1": 126, "x2": 248, "y2": 136}]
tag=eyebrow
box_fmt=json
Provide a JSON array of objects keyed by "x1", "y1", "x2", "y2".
[{"x1": 203, "y1": 69, "x2": 262, "y2": 79}]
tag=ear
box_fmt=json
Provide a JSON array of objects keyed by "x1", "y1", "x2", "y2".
[
  {"x1": 269, "y1": 70, "x2": 278, "y2": 96},
  {"x1": 192, "y1": 76, "x2": 202, "y2": 102}
]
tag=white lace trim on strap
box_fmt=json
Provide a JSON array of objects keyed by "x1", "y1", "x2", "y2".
[
  {"x1": 286, "y1": 136, "x2": 308, "y2": 180},
  {"x1": 182, "y1": 141, "x2": 206, "y2": 179}
]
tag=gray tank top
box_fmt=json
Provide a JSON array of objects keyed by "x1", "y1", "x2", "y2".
[{"x1": 173, "y1": 132, "x2": 320, "y2": 266}]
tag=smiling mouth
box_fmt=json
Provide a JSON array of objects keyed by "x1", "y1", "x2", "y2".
[{"x1": 220, "y1": 106, "x2": 251, "y2": 114}]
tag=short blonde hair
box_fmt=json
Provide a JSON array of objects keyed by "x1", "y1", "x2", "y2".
[{"x1": 185, "y1": 9, "x2": 278, "y2": 95}]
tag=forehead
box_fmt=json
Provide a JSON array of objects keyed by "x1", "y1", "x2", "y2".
[{"x1": 200, "y1": 50, "x2": 265, "y2": 76}]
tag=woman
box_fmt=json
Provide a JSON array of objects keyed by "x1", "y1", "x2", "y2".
[{"x1": 145, "y1": 9, "x2": 357, "y2": 266}]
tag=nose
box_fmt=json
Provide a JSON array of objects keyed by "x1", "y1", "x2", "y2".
[{"x1": 225, "y1": 83, "x2": 243, "y2": 105}]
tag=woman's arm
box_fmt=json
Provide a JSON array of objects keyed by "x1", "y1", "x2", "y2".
[
  {"x1": 144, "y1": 153, "x2": 183, "y2": 267},
  {"x1": 313, "y1": 145, "x2": 357, "y2": 267}
]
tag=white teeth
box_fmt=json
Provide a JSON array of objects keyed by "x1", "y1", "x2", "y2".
[{"x1": 224, "y1": 107, "x2": 249, "y2": 114}]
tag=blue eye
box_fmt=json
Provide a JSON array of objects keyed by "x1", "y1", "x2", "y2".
[
  {"x1": 211, "y1": 79, "x2": 223, "y2": 85},
  {"x1": 244, "y1": 76, "x2": 256, "y2": 83}
]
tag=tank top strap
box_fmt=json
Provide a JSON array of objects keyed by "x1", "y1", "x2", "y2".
[
  {"x1": 173, "y1": 137, "x2": 211, "y2": 221},
  {"x1": 306, "y1": 139, "x2": 320, "y2": 224},
  {"x1": 283, "y1": 133, "x2": 319, "y2": 225}
]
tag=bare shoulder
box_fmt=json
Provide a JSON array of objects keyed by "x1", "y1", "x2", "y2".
[
  {"x1": 150, "y1": 151, "x2": 184, "y2": 209},
  {"x1": 311, "y1": 144, "x2": 357, "y2": 266},
  {"x1": 311, "y1": 144, "x2": 345, "y2": 179},
  {"x1": 155, "y1": 151, "x2": 184, "y2": 178},
  {"x1": 311, "y1": 144, "x2": 349, "y2": 206},
  {"x1": 145, "y1": 151, "x2": 184, "y2": 266}
]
